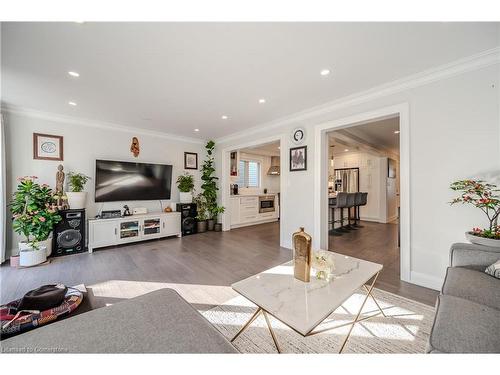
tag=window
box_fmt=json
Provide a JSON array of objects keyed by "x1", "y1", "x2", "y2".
[{"x1": 236, "y1": 159, "x2": 260, "y2": 188}]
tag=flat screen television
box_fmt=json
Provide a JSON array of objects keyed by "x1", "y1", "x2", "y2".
[{"x1": 95, "y1": 159, "x2": 172, "y2": 202}]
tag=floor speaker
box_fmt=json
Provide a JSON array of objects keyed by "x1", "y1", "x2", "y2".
[
  {"x1": 52, "y1": 209, "x2": 86, "y2": 256},
  {"x1": 176, "y1": 203, "x2": 197, "y2": 236}
]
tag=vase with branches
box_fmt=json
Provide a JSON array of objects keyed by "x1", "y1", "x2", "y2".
[{"x1": 450, "y1": 179, "x2": 500, "y2": 243}]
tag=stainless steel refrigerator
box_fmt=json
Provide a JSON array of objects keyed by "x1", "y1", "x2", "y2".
[{"x1": 334, "y1": 168, "x2": 359, "y2": 193}]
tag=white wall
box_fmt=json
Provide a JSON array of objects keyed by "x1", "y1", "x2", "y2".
[
  {"x1": 216, "y1": 63, "x2": 500, "y2": 290},
  {"x1": 4, "y1": 111, "x2": 205, "y2": 256}
]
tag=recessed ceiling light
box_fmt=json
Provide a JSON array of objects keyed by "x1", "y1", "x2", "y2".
[
  {"x1": 194, "y1": 128, "x2": 200, "y2": 132},
  {"x1": 258, "y1": 98, "x2": 266, "y2": 104},
  {"x1": 68, "y1": 71, "x2": 80, "y2": 77},
  {"x1": 320, "y1": 69, "x2": 330, "y2": 76},
  {"x1": 68, "y1": 101, "x2": 77, "y2": 106},
  {"x1": 394, "y1": 130, "x2": 400, "y2": 134},
  {"x1": 344, "y1": 149, "x2": 349, "y2": 152},
  {"x1": 221, "y1": 115, "x2": 228, "y2": 120}
]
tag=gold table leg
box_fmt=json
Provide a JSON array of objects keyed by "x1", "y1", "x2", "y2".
[
  {"x1": 231, "y1": 307, "x2": 262, "y2": 343},
  {"x1": 363, "y1": 284, "x2": 386, "y2": 317},
  {"x1": 263, "y1": 311, "x2": 282, "y2": 353}
]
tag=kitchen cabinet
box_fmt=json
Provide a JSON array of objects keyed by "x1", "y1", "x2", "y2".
[{"x1": 229, "y1": 195, "x2": 279, "y2": 228}]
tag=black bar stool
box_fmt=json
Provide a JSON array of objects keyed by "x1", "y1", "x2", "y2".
[
  {"x1": 352, "y1": 192, "x2": 363, "y2": 228},
  {"x1": 357, "y1": 192, "x2": 368, "y2": 228},
  {"x1": 329, "y1": 192, "x2": 348, "y2": 235},
  {"x1": 345, "y1": 193, "x2": 357, "y2": 230}
]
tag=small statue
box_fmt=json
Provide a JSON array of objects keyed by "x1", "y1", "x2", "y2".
[
  {"x1": 123, "y1": 205, "x2": 131, "y2": 217},
  {"x1": 293, "y1": 227, "x2": 312, "y2": 282},
  {"x1": 55, "y1": 164, "x2": 65, "y2": 194},
  {"x1": 130, "y1": 137, "x2": 140, "y2": 157}
]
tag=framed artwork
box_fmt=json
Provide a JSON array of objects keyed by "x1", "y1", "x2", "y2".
[
  {"x1": 184, "y1": 152, "x2": 198, "y2": 170},
  {"x1": 290, "y1": 146, "x2": 307, "y2": 171},
  {"x1": 33, "y1": 133, "x2": 64, "y2": 161}
]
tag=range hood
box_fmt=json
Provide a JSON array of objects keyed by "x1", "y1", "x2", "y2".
[{"x1": 267, "y1": 156, "x2": 280, "y2": 175}]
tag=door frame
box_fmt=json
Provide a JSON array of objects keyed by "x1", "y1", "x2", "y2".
[{"x1": 313, "y1": 103, "x2": 411, "y2": 282}]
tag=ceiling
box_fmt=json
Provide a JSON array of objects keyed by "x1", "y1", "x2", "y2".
[
  {"x1": 1, "y1": 22, "x2": 499, "y2": 140},
  {"x1": 240, "y1": 140, "x2": 280, "y2": 157},
  {"x1": 329, "y1": 116, "x2": 400, "y2": 157}
]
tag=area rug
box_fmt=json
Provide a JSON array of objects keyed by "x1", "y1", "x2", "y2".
[{"x1": 202, "y1": 288, "x2": 435, "y2": 353}]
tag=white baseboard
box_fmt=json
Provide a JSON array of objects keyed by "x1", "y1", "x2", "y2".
[
  {"x1": 359, "y1": 216, "x2": 381, "y2": 222},
  {"x1": 410, "y1": 271, "x2": 443, "y2": 291}
]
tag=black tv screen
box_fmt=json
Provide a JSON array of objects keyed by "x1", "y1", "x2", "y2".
[{"x1": 95, "y1": 160, "x2": 172, "y2": 202}]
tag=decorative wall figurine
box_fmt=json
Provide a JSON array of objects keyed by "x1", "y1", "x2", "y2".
[{"x1": 130, "y1": 137, "x2": 140, "y2": 157}]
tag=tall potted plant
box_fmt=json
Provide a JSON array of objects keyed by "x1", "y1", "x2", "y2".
[
  {"x1": 66, "y1": 172, "x2": 91, "y2": 209},
  {"x1": 201, "y1": 140, "x2": 221, "y2": 230},
  {"x1": 177, "y1": 173, "x2": 195, "y2": 203},
  {"x1": 450, "y1": 179, "x2": 500, "y2": 247},
  {"x1": 10, "y1": 176, "x2": 62, "y2": 260},
  {"x1": 194, "y1": 193, "x2": 208, "y2": 232}
]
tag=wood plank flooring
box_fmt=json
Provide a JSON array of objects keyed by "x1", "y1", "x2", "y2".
[{"x1": 1, "y1": 221, "x2": 437, "y2": 310}]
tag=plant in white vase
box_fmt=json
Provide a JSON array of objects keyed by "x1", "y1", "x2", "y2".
[
  {"x1": 177, "y1": 172, "x2": 195, "y2": 203},
  {"x1": 66, "y1": 172, "x2": 91, "y2": 209}
]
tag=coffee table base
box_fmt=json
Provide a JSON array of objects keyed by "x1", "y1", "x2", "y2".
[{"x1": 231, "y1": 272, "x2": 384, "y2": 354}]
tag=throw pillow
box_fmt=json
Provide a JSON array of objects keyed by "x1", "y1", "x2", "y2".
[{"x1": 485, "y1": 260, "x2": 500, "y2": 279}]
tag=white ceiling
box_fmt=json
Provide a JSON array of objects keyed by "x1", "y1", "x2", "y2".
[{"x1": 2, "y1": 22, "x2": 499, "y2": 140}]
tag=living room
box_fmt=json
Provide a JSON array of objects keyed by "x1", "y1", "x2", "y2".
[{"x1": 1, "y1": 1, "x2": 499, "y2": 374}]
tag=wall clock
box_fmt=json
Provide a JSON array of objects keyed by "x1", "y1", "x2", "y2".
[{"x1": 291, "y1": 127, "x2": 306, "y2": 145}]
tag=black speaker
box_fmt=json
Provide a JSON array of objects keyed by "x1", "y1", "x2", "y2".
[
  {"x1": 176, "y1": 203, "x2": 197, "y2": 236},
  {"x1": 52, "y1": 209, "x2": 86, "y2": 257}
]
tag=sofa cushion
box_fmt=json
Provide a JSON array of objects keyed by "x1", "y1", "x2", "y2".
[
  {"x1": 442, "y1": 267, "x2": 500, "y2": 310},
  {"x1": 428, "y1": 295, "x2": 500, "y2": 353},
  {"x1": 0, "y1": 288, "x2": 237, "y2": 353}
]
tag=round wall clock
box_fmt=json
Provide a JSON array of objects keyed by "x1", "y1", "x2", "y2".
[{"x1": 291, "y1": 127, "x2": 306, "y2": 144}]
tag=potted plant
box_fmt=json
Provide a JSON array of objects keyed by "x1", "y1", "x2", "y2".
[
  {"x1": 10, "y1": 176, "x2": 62, "y2": 261},
  {"x1": 213, "y1": 206, "x2": 225, "y2": 232},
  {"x1": 450, "y1": 179, "x2": 500, "y2": 247},
  {"x1": 66, "y1": 172, "x2": 91, "y2": 209},
  {"x1": 177, "y1": 172, "x2": 195, "y2": 203},
  {"x1": 194, "y1": 193, "x2": 208, "y2": 233},
  {"x1": 201, "y1": 140, "x2": 219, "y2": 231}
]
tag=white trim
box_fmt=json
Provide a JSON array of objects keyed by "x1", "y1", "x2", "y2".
[
  {"x1": 410, "y1": 271, "x2": 443, "y2": 291},
  {"x1": 1, "y1": 104, "x2": 206, "y2": 145},
  {"x1": 220, "y1": 133, "x2": 287, "y2": 248},
  {"x1": 314, "y1": 103, "x2": 411, "y2": 282},
  {"x1": 216, "y1": 47, "x2": 500, "y2": 144}
]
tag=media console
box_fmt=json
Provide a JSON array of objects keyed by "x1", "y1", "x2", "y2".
[{"x1": 87, "y1": 211, "x2": 182, "y2": 253}]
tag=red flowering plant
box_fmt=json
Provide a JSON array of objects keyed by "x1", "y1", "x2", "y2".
[
  {"x1": 10, "y1": 176, "x2": 62, "y2": 249},
  {"x1": 450, "y1": 179, "x2": 500, "y2": 239}
]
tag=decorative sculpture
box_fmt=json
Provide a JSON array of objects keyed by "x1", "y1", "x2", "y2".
[
  {"x1": 55, "y1": 164, "x2": 65, "y2": 194},
  {"x1": 130, "y1": 137, "x2": 140, "y2": 157},
  {"x1": 293, "y1": 227, "x2": 312, "y2": 282}
]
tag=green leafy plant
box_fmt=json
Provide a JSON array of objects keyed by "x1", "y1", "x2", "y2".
[
  {"x1": 194, "y1": 193, "x2": 208, "y2": 221},
  {"x1": 10, "y1": 176, "x2": 62, "y2": 248},
  {"x1": 68, "y1": 172, "x2": 91, "y2": 192},
  {"x1": 213, "y1": 206, "x2": 225, "y2": 223},
  {"x1": 176, "y1": 173, "x2": 195, "y2": 193},
  {"x1": 201, "y1": 140, "x2": 222, "y2": 219},
  {"x1": 450, "y1": 179, "x2": 500, "y2": 239}
]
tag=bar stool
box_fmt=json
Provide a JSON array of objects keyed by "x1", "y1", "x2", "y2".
[
  {"x1": 357, "y1": 192, "x2": 368, "y2": 228},
  {"x1": 345, "y1": 193, "x2": 357, "y2": 230},
  {"x1": 329, "y1": 192, "x2": 348, "y2": 235},
  {"x1": 352, "y1": 192, "x2": 363, "y2": 228}
]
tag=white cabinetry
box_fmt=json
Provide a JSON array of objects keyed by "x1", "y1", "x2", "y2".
[
  {"x1": 88, "y1": 212, "x2": 181, "y2": 253},
  {"x1": 229, "y1": 195, "x2": 279, "y2": 228}
]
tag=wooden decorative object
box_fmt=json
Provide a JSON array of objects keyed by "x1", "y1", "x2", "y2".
[
  {"x1": 130, "y1": 137, "x2": 140, "y2": 157},
  {"x1": 33, "y1": 133, "x2": 64, "y2": 161},
  {"x1": 293, "y1": 227, "x2": 312, "y2": 282}
]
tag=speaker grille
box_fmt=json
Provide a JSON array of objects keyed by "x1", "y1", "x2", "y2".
[{"x1": 57, "y1": 229, "x2": 82, "y2": 249}]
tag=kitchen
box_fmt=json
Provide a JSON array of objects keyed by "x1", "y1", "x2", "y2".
[{"x1": 228, "y1": 141, "x2": 281, "y2": 229}]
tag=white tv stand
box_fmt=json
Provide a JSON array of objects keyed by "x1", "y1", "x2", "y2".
[{"x1": 88, "y1": 211, "x2": 181, "y2": 253}]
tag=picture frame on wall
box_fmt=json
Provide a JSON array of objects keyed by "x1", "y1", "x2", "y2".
[
  {"x1": 33, "y1": 133, "x2": 64, "y2": 161},
  {"x1": 290, "y1": 146, "x2": 307, "y2": 171},
  {"x1": 184, "y1": 152, "x2": 198, "y2": 170}
]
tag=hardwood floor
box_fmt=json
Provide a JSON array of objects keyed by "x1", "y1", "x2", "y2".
[
  {"x1": 1, "y1": 221, "x2": 437, "y2": 310},
  {"x1": 329, "y1": 220, "x2": 438, "y2": 306}
]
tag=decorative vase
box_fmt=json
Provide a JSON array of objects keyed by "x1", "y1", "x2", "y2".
[
  {"x1": 292, "y1": 227, "x2": 312, "y2": 282},
  {"x1": 197, "y1": 220, "x2": 207, "y2": 233},
  {"x1": 18, "y1": 243, "x2": 47, "y2": 267},
  {"x1": 465, "y1": 232, "x2": 500, "y2": 248},
  {"x1": 66, "y1": 191, "x2": 87, "y2": 209},
  {"x1": 179, "y1": 192, "x2": 192, "y2": 203},
  {"x1": 214, "y1": 223, "x2": 222, "y2": 232},
  {"x1": 39, "y1": 236, "x2": 53, "y2": 257},
  {"x1": 207, "y1": 219, "x2": 215, "y2": 231}
]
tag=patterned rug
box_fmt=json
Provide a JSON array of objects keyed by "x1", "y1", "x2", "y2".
[{"x1": 202, "y1": 288, "x2": 435, "y2": 353}]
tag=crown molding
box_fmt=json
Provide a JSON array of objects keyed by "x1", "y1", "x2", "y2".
[
  {"x1": 0, "y1": 104, "x2": 207, "y2": 145},
  {"x1": 215, "y1": 46, "x2": 500, "y2": 144}
]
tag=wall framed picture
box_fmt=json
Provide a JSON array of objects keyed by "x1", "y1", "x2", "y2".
[
  {"x1": 290, "y1": 146, "x2": 307, "y2": 171},
  {"x1": 184, "y1": 152, "x2": 198, "y2": 170},
  {"x1": 33, "y1": 133, "x2": 64, "y2": 161}
]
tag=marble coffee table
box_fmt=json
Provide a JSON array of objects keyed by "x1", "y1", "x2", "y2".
[{"x1": 231, "y1": 250, "x2": 385, "y2": 353}]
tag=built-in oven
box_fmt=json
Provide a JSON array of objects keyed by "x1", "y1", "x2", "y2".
[{"x1": 259, "y1": 195, "x2": 275, "y2": 213}]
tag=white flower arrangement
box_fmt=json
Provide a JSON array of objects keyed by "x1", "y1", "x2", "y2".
[{"x1": 312, "y1": 251, "x2": 335, "y2": 280}]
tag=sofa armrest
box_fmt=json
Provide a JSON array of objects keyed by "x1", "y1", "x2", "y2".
[{"x1": 449, "y1": 242, "x2": 500, "y2": 268}]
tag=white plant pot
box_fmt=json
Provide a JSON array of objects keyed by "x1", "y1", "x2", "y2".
[
  {"x1": 179, "y1": 192, "x2": 192, "y2": 203},
  {"x1": 40, "y1": 237, "x2": 53, "y2": 257},
  {"x1": 18, "y1": 242, "x2": 47, "y2": 267},
  {"x1": 66, "y1": 191, "x2": 88, "y2": 209},
  {"x1": 465, "y1": 232, "x2": 500, "y2": 248}
]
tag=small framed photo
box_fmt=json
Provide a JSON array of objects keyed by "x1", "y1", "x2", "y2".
[
  {"x1": 33, "y1": 133, "x2": 64, "y2": 161},
  {"x1": 290, "y1": 146, "x2": 307, "y2": 171},
  {"x1": 184, "y1": 152, "x2": 198, "y2": 170}
]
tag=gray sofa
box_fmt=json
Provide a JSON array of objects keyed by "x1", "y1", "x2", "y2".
[
  {"x1": 427, "y1": 242, "x2": 500, "y2": 353},
  {"x1": 0, "y1": 288, "x2": 237, "y2": 353}
]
